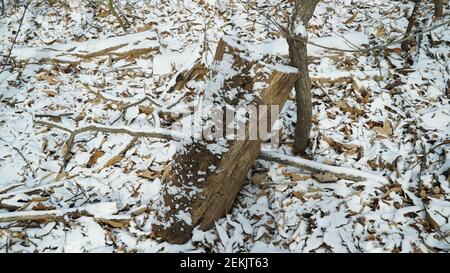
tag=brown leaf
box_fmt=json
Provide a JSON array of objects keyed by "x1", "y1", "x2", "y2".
[
  {"x1": 323, "y1": 136, "x2": 361, "y2": 155},
  {"x1": 138, "y1": 105, "x2": 154, "y2": 115},
  {"x1": 74, "y1": 111, "x2": 86, "y2": 122},
  {"x1": 292, "y1": 191, "x2": 305, "y2": 201},
  {"x1": 102, "y1": 155, "x2": 124, "y2": 169},
  {"x1": 138, "y1": 169, "x2": 159, "y2": 180},
  {"x1": 32, "y1": 202, "x2": 56, "y2": 211},
  {"x1": 161, "y1": 165, "x2": 170, "y2": 182},
  {"x1": 86, "y1": 150, "x2": 105, "y2": 168},
  {"x1": 307, "y1": 186, "x2": 322, "y2": 192},
  {"x1": 36, "y1": 73, "x2": 60, "y2": 85}
]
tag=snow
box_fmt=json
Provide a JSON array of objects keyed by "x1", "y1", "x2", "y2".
[{"x1": 0, "y1": 0, "x2": 449, "y2": 253}]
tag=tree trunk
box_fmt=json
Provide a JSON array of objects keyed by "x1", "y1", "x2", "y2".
[
  {"x1": 153, "y1": 40, "x2": 299, "y2": 244},
  {"x1": 434, "y1": 0, "x2": 443, "y2": 18},
  {"x1": 287, "y1": 0, "x2": 319, "y2": 154}
]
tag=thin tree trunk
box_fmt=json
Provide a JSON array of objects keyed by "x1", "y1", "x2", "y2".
[
  {"x1": 287, "y1": 0, "x2": 319, "y2": 154},
  {"x1": 434, "y1": 0, "x2": 443, "y2": 18}
]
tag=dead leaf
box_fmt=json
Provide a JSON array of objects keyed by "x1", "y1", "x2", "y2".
[
  {"x1": 74, "y1": 111, "x2": 86, "y2": 122},
  {"x1": 323, "y1": 136, "x2": 361, "y2": 155},
  {"x1": 420, "y1": 189, "x2": 427, "y2": 199},
  {"x1": 86, "y1": 150, "x2": 105, "y2": 168},
  {"x1": 161, "y1": 165, "x2": 170, "y2": 182},
  {"x1": 35, "y1": 73, "x2": 60, "y2": 85},
  {"x1": 312, "y1": 172, "x2": 339, "y2": 183},
  {"x1": 32, "y1": 202, "x2": 56, "y2": 211},
  {"x1": 283, "y1": 172, "x2": 310, "y2": 181},
  {"x1": 307, "y1": 186, "x2": 323, "y2": 192},
  {"x1": 138, "y1": 169, "x2": 159, "y2": 180},
  {"x1": 292, "y1": 191, "x2": 305, "y2": 201},
  {"x1": 42, "y1": 90, "x2": 58, "y2": 97},
  {"x1": 373, "y1": 119, "x2": 393, "y2": 136},
  {"x1": 138, "y1": 105, "x2": 154, "y2": 115},
  {"x1": 336, "y1": 99, "x2": 364, "y2": 116}
]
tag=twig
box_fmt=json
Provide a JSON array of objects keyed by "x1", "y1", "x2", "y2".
[
  {"x1": 107, "y1": 0, "x2": 127, "y2": 32},
  {"x1": 98, "y1": 136, "x2": 138, "y2": 170},
  {"x1": 0, "y1": 137, "x2": 36, "y2": 178},
  {"x1": 411, "y1": 140, "x2": 450, "y2": 170},
  {"x1": 110, "y1": 93, "x2": 185, "y2": 125},
  {"x1": 2, "y1": 2, "x2": 28, "y2": 70},
  {"x1": 293, "y1": 19, "x2": 450, "y2": 54},
  {"x1": 0, "y1": 181, "x2": 64, "y2": 201},
  {"x1": 34, "y1": 120, "x2": 180, "y2": 166},
  {"x1": 109, "y1": 81, "x2": 163, "y2": 125},
  {"x1": 416, "y1": 141, "x2": 450, "y2": 245},
  {"x1": 34, "y1": 113, "x2": 74, "y2": 119},
  {"x1": 0, "y1": 183, "x2": 26, "y2": 194},
  {"x1": 240, "y1": 0, "x2": 450, "y2": 54}
]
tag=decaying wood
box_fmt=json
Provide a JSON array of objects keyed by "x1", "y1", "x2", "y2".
[
  {"x1": 152, "y1": 39, "x2": 299, "y2": 244},
  {"x1": 259, "y1": 151, "x2": 388, "y2": 184}
]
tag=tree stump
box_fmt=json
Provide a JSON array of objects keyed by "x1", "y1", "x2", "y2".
[{"x1": 153, "y1": 38, "x2": 299, "y2": 244}]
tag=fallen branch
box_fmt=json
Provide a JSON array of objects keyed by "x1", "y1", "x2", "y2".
[
  {"x1": 34, "y1": 120, "x2": 387, "y2": 183},
  {"x1": 0, "y1": 207, "x2": 132, "y2": 224},
  {"x1": 2, "y1": 2, "x2": 28, "y2": 70},
  {"x1": 0, "y1": 181, "x2": 64, "y2": 201},
  {"x1": 259, "y1": 151, "x2": 389, "y2": 184},
  {"x1": 34, "y1": 120, "x2": 181, "y2": 165},
  {"x1": 0, "y1": 208, "x2": 78, "y2": 222}
]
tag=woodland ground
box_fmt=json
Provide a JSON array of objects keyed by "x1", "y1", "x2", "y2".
[{"x1": 0, "y1": 0, "x2": 449, "y2": 252}]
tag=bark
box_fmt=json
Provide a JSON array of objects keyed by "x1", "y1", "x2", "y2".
[
  {"x1": 287, "y1": 0, "x2": 319, "y2": 154},
  {"x1": 434, "y1": 0, "x2": 443, "y2": 18},
  {"x1": 401, "y1": 0, "x2": 420, "y2": 52},
  {"x1": 153, "y1": 40, "x2": 298, "y2": 244}
]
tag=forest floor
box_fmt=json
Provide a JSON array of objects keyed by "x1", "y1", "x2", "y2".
[{"x1": 0, "y1": 0, "x2": 449, "y2": 253}]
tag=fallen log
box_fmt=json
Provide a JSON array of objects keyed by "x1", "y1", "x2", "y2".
[{"x1": 152, "y1": 38, "x2": 299, "y2": 244}]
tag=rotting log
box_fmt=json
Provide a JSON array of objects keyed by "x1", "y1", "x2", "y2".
[{"x1": 153, "y1": 38, "x2": 299, "y2": 244}]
